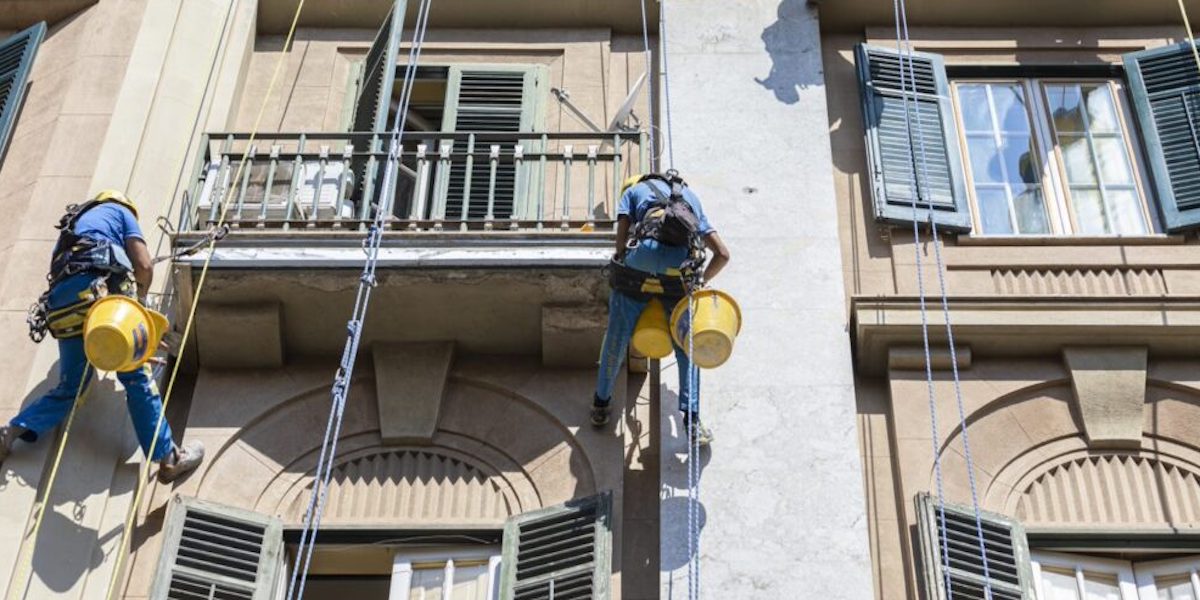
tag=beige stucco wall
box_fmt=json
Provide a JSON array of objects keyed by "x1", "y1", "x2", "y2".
[
  {"x1": 828, "y1": 27, "x2": 1200, "y2": 600},
  {"x1": 0, "y1": 1, "x2": 262, "y2": 597},
  {"x1": 117, "y1": 354, "x2": 630, "y2": 598}
]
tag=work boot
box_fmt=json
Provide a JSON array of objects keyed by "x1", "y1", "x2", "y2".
[
  {"x1": 590, "y1": 395, "x2": 611, "y2": 427},
  {"x1": 157, "y1": 440, "x2": 205, "y2": 484},
  {"x1": 0, "y1": 425, "x2": 20, "y2": 464}
]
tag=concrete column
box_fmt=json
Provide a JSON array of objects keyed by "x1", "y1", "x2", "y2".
[{"x1": 657, "y1": 1, "x2": 873, "y2": 597}]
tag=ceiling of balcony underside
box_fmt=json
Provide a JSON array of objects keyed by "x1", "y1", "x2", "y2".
[
  {"x1": 818, "y1": 0, "x2": 1200, "y2": 31},
  {"x1": 258, "y1": 0, "x2": 656, "y2": 35}
]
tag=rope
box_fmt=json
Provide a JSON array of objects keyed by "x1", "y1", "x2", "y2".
[
  {"x1": 685, "y1": 294, "x2": 700, "y2": 600},
  {"x1": 102, "y1": 2, "x2": 312, "y2": 598},
  {"x1": 6, "y1": 366, "x2": 93, "y2": 600},
  {"x1": 651, "y1": 2, "x2": 703, "y2": 596},
  {"x1": 1177, "y1": 0, "x2": 1200, "y2": 75},
  {"x1": 639, "y1": 0, "x2": 657, "y2": 163},
  {"x1": 892, "y1": 0, "x2": 993, "y2": 596},
  {"x1": 285, "y1": 1, "x2": 433, "y2": 597}
]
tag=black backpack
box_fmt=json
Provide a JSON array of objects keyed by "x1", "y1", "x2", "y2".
[{"x1": 633, "y1": 172, "x2": 702, "y2": 248}]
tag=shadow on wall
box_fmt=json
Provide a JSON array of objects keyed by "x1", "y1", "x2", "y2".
[
  {"x1": 0, "y1": 360, "x2": 140, "y2": 596},
  {"x1": 755, "y1": 0, "x2": 824, "y2": 104},
  {"x1": 658, "y1": 388, "x2": 710, "y2": 574}
]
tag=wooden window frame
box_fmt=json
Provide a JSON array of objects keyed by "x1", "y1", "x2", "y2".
[
  {"x1": 387, "y1": 546, "x2": 502, "y2": 600},
  {"x1": 1031, "y1": 551, "x2": 1139, "y2": 599}
]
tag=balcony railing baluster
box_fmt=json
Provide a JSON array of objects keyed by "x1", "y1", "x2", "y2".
[
  {"x1": 433, "y1": 142, "x2": 452, "y2": 231},
  {"x1": 180, "y1": 130, "x2": 642, "y2": 234},
  {"x1": 587, "y1": 145, "x2": 597, "y2": 231},
  {"x1": 233, "y1": 145, "x2": 255, "y2": 226},
  {"x1": 486, "y1": 144, "x2": 499, "y2": 231},
  {"x1": 259, "y1": 145, "x2": 281, "y2": 228},
  {"x1": 410, "y1": 144, "x2": 430, "y2": 231},
  {"x1": 461, "y1": 133, "x2": 475, "y2": 232},
  {"x1": 282, "y1": 134, "x2": 306, "y2": 231},
  {"x1": 334, "y1": 145, "x2": 352, "y2": 229},
  {"x1": 561, "y1": 145, "x2": 574, "y2": 231}
]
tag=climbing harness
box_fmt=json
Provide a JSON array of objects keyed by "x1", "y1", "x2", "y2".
[
  {"x1": 605, "y1": 260, "x2": 688, "y2": 301},
  {"x1": 26, "y1": 199, "x2": 143, "y2": 343},
  {"x1": 891, "y1": 0, "x2": 993, "y2": 595},
  {"x1": 286, "y1": 1, "x2": 433, "y2": 598}
]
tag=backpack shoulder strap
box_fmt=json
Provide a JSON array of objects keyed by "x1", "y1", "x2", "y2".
[{"x1": 56, "y1": 199, "x2": 103, "y2": 232}]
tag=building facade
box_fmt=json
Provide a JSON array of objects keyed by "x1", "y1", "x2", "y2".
[
  {"x1": 4, "y1": 0, "x2": 1197, "y2": 599},
  {"x1": 823, "y1": 0, "x2": 1200, "y2": 598},
  {"x1": 0, "y1": 1, "x2": 869, "y2": 599}
]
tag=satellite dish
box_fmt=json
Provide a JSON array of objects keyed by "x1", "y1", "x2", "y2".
[{"x1": 606, "y1": 71, "x2": 647, "y2": 132}]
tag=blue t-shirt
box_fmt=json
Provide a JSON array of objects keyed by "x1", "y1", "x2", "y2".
[
  {"x1": 74, "y1": 202, "x2": 144, "y2": 246},
  {"x1": 58, "y1": 202, "x2": 143, "y2": 275},
  {"x1": 619, "y1": 179, "x2": 714, "y2": 274}
]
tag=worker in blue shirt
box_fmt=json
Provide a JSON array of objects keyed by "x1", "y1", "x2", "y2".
[
  {"x1": 592, "y1": 173, "x2": 730, "y2": 445},
  {"x1": 0, "y1": 190, "x2": 204, "y2": 483}
]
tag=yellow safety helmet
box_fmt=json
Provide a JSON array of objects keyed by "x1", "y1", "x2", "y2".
[
  {"x1": 621, "y1": 174, "x2": 645, "y2": 195},
  {"x1": 93, "y1": 189, "x2": 138, "y2": 218}
]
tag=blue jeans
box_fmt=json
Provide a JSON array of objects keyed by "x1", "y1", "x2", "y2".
[
  {"x1": 595, "y1": 242, "x2": 698, "y2": 414},
  {"x1": 10, "y1": 274, "x2": 174, "y2": 461}
]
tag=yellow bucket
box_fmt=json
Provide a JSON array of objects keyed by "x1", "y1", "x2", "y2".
[
  {"x1": 670, "y1": 290, "x2": 742, "y2": 369},
  {"x1": 83, "y1": 296, "x2": 170, "y2": 372},
  {"x1": 632, "y1": 298, "x2": 673, "y2": 359}
]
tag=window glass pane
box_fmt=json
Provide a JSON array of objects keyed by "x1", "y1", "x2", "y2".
[
  {"x1": 1081, "y1": 572, "x2": 1122, "y2": 600},
  {"x1": 1155, "y1": 576, "x2": 1197, "y2": 600},
  {"x1": 977, "y1": 187, "x2": 1014, "y2": 234},
  {"x1": 1104, "y1": 189, "x2": 1147, "y2": 235},
  {"x1": 1059, "y1": 134, "x2": 1098, "y2": 185},
  {"x1": 1014, "y1": 188, "x2": 1050, "y2": 233},
  {"x1": 1072, "y1": 189, "x2": 1107, "y2": 234},
  {"x1": 958, "y1": 85, "x2": 992, "y2": 132},
  {"x1": 1094, "y1": 136, "x2": 1133, "y2": 185},
  {"x1": 1042, "y1": 567, "x2": 1083, "y2": 600},
  {"x1": 957, "y1": 82, "x2": 1050, "y2": 234},
  {"x1": 1001, "y1": 135, "x2": 1039, "y2": 184},
  {"x1": 1084, "y1": 84, "x2": 1121, "y2": 133},
  {"x1": 452, "y1": 563, "x2": 492, "y2": 600},
  {"x1": 993, "y1": 84, "x2": 1032, "y2": 133},
  {"x1": 410, "y1": 566, "x2": 448, "y2": 600},
  {"x1": 1047, "y1": 84, "x2": 1086, "y2": 133},
  {"x1": 967, "y1": 135, "x2": 1003, "y2": 183}
]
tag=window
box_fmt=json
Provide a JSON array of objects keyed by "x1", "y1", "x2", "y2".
[
  {"x1": 857, "y1": 42, "x2": 1200, "y2": 235},
  {"x1": 952, "y1": 79, "x2": 1152, "y2": 235},
  {"x1": 300, "y1": 547, "x2": 502, "y2": 600},
  {"x1": 1031, "y1": 552, "x2": 1200, "y2": 600},
  {"x1": 0, "y1": 22, "x2": 45, "y2": 163}
]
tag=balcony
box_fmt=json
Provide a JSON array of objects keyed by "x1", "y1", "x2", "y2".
[{"x1": 170, "y1": 130, "x2": 647, "y2": 367}]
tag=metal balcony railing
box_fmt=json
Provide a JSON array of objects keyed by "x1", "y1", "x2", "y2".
[{"x1": 178, "y1": 131, "x2": 648, "y2": 233}]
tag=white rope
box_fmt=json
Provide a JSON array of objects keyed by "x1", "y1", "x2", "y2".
[
  {"x1": 639, "y1": 0, "x2": 657, "y2": 162},
  {"x1": 891, "y1": 0, "x2": 994, "y2": 596},
  {"x1": 686, "y1": 294, "x2": 700, "y2": 600},
  {"x1": 651, "y1": 1, "x2": 702, "y2": 597},
  {"x1": 285, "y1": 2, "x2": 433, "y2": 597}
]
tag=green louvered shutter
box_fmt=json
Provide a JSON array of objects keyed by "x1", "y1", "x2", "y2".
[
  {"x1": 0, "y1": 22, "x2": 45, "y2": 163},
  {"x1": 856, "y1": 44, "x2": 972, "y2": 232},
  {"x1": 149, "y1": 496, "x2": 283, "y2": 600},
  {"x1": 916, "y1": 494, "x2": 1033, "y2": 600},
  {"x1": 1125, "y1": 42, "x2": 1200, "y2": 232},
  {"x1": 435, "y1": 65, "x2": 543, "y2": 221},
  {"x1": 350, "y1": 0, "x2": 406, "y2": 208},
  {"x1": 499, "y1": 492, "x2": 612, "y2": 600}
]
